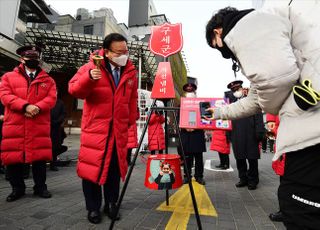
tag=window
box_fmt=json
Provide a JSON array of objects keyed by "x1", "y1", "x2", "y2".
[{"x1": 84, "y1": 25, "x2": 94, "y2": 35}]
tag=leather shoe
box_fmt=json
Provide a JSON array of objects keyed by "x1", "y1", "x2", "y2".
[
  {"x1": 105, "y1": 203, "x2": 120, "y2": 220},
  {"x1": 6, "y1": 190, "x2": 25, "y2": 202},
  {"x1": 220, "y1": 165, "x2": 229, "y2": 170},
  {"x1": 235, "y1": 181, "x2": 248, "y2": 187},
  {"x1": 269, "y1": 211, "x2": 283, "y2": 222},
  {"x1": 87, "y1": 211, "x2": 101, "y2": 224},
  {"x1": 195, "y1": 177, "x2": 206, "y2": 185},
  {"x1": 248, "y1": 184, "x2": 257, "y2": 190},
  {"x1": 33, "y1": 190, "x2": 52, "y2": 198}
]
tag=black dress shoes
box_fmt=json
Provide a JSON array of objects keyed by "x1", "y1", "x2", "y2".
[
  {"x1": 195, "y1": 177, "x2": 206, "y2": 185},
  {"x1": 247, "y1": 184, "x2": 257, "y2": 190},
  {"x1": 104, "y1": 203, "x2": 120, "y2": 220},
  {"x1": 235, "y1": 180, "x2": 248, "y2": 187},
  {"x1": 220, "y1": 165, "x2": 229, "y2": 170},
  {"x1": 33, "y1": 190, "x2": 52, "y2": 198},
  {"x1": 6, "y1": 190, "x2": 25, "y2": 202},
  {"x1": 269, "y1": 210, "x2": 284, "y2": 222},
  {"x1": 88, "y1": 211, "x2": 101, "y2": 224}
]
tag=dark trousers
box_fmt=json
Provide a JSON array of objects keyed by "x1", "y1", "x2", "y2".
[
  {"x1": 218, "y1": 153, "x2": 229, "y2": 167},
  {"x1": 82, "y1": 148, "x2": 120, "y2": 212},
  {"x1": 127, "y1": 148, "x2": 132, "y2": 165},
  {"x1": 6, "y1": 161, "x2": 47, "y2": 192},
  {"x1": 278, "y1": 144, "x2": 320, "y2": 229},
  {"x1": 150, "y1": 149, "x2": 163, "y2": 155},
  {"x1": 184, "y1": 152, "x2": 204, "y2": 179},
  {"x1": 236, "y1": 159, "x2": 259, "y2": 185}
]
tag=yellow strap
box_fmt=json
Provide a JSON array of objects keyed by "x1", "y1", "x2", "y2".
[{"x1": 293, "y1": 79, "x2": 320, "y2": 105}]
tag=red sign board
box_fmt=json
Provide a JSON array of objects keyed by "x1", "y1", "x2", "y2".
[
  {"x1": 151, "y1": 62, "x2": 175, "y2": 99},
  {"x1": 179, "y1": 97, "x2": 232, "y2": 130},
  {"x1": 149, "y1": 23, "x2": 183, "y2": 58}
]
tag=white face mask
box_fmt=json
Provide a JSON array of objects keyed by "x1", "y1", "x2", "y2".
[
  {"x1": 233, "y1": 90, "x2": 243, "y2": 99},
  {"x1": 185, "y1": 92, "x2": 196, "y2": 98},
  {"x1": 111, "y1": 54, "x2": 128, "y2": 66}
]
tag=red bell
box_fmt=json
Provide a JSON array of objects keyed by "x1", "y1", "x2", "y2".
[{"x1": 145, "y1": 154, "x2": 183, "y2": 190}]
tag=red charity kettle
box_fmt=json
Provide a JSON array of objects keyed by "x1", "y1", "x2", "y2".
[{"x1": 144, "y1": 154, "x2": 183, "y2": 190}]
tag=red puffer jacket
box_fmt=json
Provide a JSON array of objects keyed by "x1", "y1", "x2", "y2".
[
  {"x1": 148, "y1": 113, "x2": 165, "y2": 151},
  {"x1": 0, "y1": 64, "x2": 57, "y2": 165},
  {"x1": 210, "y1": 130, "x2": 230, "y2": 154},
  {"x1": 267, "y1": 114, "x2": 285, "y2": 176},
  {"x1": 127, "y1": 109, "x2": 140, "y2": 149},
  {"x1": 68, "y1": 49, "x2": 138, "y2": 185}
]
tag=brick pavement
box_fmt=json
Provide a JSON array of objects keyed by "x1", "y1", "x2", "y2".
[{"x1": 0, "y1": 134, "x2": 286, "y2": 230}]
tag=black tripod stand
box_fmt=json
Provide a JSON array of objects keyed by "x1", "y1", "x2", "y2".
[{"x1": 109, "y1": 99, "x2": 202, "y2": 229}]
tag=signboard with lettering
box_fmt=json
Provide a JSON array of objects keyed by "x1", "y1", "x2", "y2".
[
  {"x1": 149, "y1": 23, "x2": 183, "y2": 58},
  {"x1": 179, "y1": 97, "x2": 232, "y2": 130},
  {"x1": 151, "y1": 62, "x2": 175, "y2": 99}
]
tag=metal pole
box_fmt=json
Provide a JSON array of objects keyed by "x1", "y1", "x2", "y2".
[
  {"x1": 109, "y1": 100, "x2": 157, "y2": 230},
  {"x1": 172, "y1": 109, "x2": 202, "y2": 230},
  {"x1": 138, "y1": 48, "x2": 142, "y2": 109},
  {"x1": 163, "y1": 57, "x2": 170, "y2": 206}
]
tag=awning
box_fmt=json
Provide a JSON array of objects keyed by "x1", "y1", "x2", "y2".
[{"x1": 25, "y1": 28, "x2": 158, "y2": 80}]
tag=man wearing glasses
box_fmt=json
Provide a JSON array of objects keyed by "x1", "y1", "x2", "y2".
[{"x1": 69, "y1": 33, "x2": 138, "y2": 224}]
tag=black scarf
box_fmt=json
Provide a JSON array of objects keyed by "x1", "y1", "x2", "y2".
[{"x1": 217, "y1": 9, "x2": 254, "y2": 60}]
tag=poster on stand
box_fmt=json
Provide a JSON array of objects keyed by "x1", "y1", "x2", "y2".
[{"x1": 179, "y1": 97, "x2": 232, "y2": 130}]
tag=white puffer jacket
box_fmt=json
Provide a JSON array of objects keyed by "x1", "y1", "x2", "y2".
[{"x1": 215, "y1": 2, "x2": 320, "y2": 160}]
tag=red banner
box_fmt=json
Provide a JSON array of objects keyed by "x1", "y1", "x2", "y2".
[
  {"x1": 149, "y1": 23, "x2": 183, "y2": 58},
  {"x1": 151, "y1": 62, "x2": 175, "y2": 99}
]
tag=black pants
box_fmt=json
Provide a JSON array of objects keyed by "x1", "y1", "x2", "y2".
[
  {"x1": 278, "y1": 144, "x2": 320, "y2": 229},
  {"x1": 82, "y1": 148, "x2": 120, "y2": 212},
  {"x1": 6, "y1": 161, "x2": 47, "y2": 192},
  {"x1": 236, "y1": 159, "x2": 259, "y2": 185},
  {"x1": 150, "y1": 150, "x2": 163, "y2": 155},
  {"x1": 218, "y1": 152, "x2": 229, "y2": 167},
  {"x1": 184, "y1": 152, "x2": 204, "y2": 179}
]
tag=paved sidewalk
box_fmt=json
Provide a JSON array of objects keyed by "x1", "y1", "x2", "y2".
[{"x1": 0, "y1": 135, "x2": 286, "y2": 230}]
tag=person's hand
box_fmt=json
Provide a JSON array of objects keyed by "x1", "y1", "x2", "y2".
[
  {"x1": 0, "y1": 115, "x2": 4, "y2": 121},
  {"x1": 90, "y1": 69, "x2": 102, "y2": 81},
  {"x1": 168, "y1": 169, "x2": 173, "y2": 174},
  {"x1": 186, "y1": 129, "x2": 194, "y2": 132},
  {"x1": 267, "y1": 121, "x2": 276, "y2": 131},
  {"x1": 24, "y1": 112, "x2": 33, "y2": 118},
  {"x1": 159, "y1": 171, "x2": 164, "y2": 176},
  {"x1": 25, "y1": 105, "x2": 40, "y2": 116},
  {"x1": 204, "y1": 107, "x2": 215, "y2": 120}
]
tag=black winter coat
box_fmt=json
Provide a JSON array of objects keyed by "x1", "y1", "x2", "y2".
[
  {"x1": 231, "y1": 112, "x2": 264, "y2": 159},
  {"x1": 50, "y1": 99, "x2": 66, "y2": 152},
  {"x1": 180, "y1": 129, "x2": 207, "y2": 154}
]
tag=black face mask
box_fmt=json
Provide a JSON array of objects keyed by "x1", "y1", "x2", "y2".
[
  {"x1": 216, "y1": 42, "x2": 236, "y2": 60},
  {"x1": 24, "y1": 59, "x2": 39, "y2": 69}
]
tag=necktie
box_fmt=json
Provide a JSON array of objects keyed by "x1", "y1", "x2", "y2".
[
  {"x1": 112, "y1": 67, "x2": 120, "y2": 87},
  {"x1": 29, "y1": 73, "x2": 34, "y2": 80}
]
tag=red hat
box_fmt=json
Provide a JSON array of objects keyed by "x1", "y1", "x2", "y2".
[
  {"x1": 227, "y1": 80, "x2": 243, "y2": 92},
  {"x1": 183, "y1": 83, "x2": 197, "y2": 92},
  {"x1": 16, "y1": 45, "x2": 41, "y2": 58}
]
